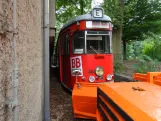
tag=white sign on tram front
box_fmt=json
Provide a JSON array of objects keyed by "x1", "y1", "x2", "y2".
[{"x1": 70, "y1": 56, "x2": 83, "y2": 76}]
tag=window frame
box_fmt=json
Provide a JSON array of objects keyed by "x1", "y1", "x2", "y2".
[
  {"x1": 72, "y1": 31, "x2": 85, "y2": 54},
  {"x1": 72, "y1": 30, "x2": 112, "y2": 54},
  {"x1": 85, "y1": 30, "x2": 112, "y2": 54}
]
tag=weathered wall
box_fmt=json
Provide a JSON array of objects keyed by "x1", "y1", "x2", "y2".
[
  {"x1": 0, "y1": 0, "x2": 43, "y2": 121},
  {"x1": 0, "y1": 1, "x2": 14, "y2": 121}
]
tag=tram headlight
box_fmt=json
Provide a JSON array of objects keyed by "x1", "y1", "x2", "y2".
[
  {"x1": 106, "y1": 74, "x2": 114, "y2": 81},
  {"x1": 95, "y1": 66, "x2": 104, "y2": 76},
  {"x1": 89, "y1": 76, "x2": 95, "y2": 82}
]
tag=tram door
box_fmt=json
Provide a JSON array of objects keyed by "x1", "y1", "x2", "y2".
[{"x1": 62, "y1": 33, "x2": 71, "y2": 88}]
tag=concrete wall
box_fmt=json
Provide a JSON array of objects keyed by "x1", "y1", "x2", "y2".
[{"x1": 0, "y1": 0, "x2": 43, "y2": 121}]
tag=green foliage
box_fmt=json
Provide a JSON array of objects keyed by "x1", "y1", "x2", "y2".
[
  {"x1": 102, "y1": 0, "x2": 161, "y2": 41},
  {"x1": 56, "y1": 0, "x2": 92, "y2": 42},
  {"x1": 126, "y1": 41, "x2": 143, "y2": 59},
  {"x1": 114, "y1": 62, "x2": 124, "y2": 73},
  {"x1": 56, "y1": 0, "x2": 92, "y2": 24},
  {"x1": 102, "y1": 0, "x2": 124, "y2": 29},
  {"x1": 132, "y1": 55, "x2": 159, "y2": 73},
  {"x1": 126, "y1": 43, "x2": 135, "y2": 59},
  {"x1": 126, "y1": 33, "x2": 161, "y2": 61},
  {"x1": 123, "y1": 0, "x2": 161, "y2": 41},
  {"x1": 142, "y1": 34, "x2": 161, "y2": 61}
]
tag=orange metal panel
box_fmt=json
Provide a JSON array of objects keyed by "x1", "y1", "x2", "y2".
[
  {"x1": 133, "y1": 73, "x2": 147, "y2": 82},
  {"x1": 147, "y1": 72, "x2": 161, "y2": 83},
  {"x1": 96, "y1": 109, "x2": 103, "y2": 121},
  {"x1": 99, "y1": 104, "x2": 113, "y2": 121},
  {"x1": 153, "y1": 80, "x2": 161, "y2": 86},
  {"x1": 72, "y1": 82, "x2": 101, "y2": 120},
  {"x1": 98, "y1": 95, "x2": 125, "y2": 120},
  {"x1": 153, "y1": 74, "x2": 161, "y2": 86},
  {"x1": 99, "y1": 82, "x2": 161, "y2": 121},
  {"x1": 133, "y1": 72, "x2": 161, "y2": 85}
]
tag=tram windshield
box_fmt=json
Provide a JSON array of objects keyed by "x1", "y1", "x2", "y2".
[
  {"x1": 86, "y1": 35, "x2": 111, "y2": 54},
  {"x1": 73, "y1": 31, "x2": 112, "y2": 54}
]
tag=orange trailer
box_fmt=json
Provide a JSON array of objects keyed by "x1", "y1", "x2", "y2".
[
  {"x1": 96, "y1": 82, "x2": 161, "y2": 121},
  {"x1": 72, "y1": 72, "x2": 161, "y2": 120},
  {"x1": 133, "y1": 72, "x2": 161, "y2": 86}
]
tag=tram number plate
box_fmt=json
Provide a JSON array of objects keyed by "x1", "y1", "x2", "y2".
[{"x1": 70, "y1": 56, "x2": 83, "y2": 76}]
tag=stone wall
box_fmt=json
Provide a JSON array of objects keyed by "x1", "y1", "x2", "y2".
[{"x1": 0, "y1": 0, "x2": 43, "y2": 121}]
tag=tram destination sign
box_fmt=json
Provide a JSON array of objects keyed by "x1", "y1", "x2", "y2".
[{"x1": 86, "y1": 21, "x2": 110, "y2": 29}]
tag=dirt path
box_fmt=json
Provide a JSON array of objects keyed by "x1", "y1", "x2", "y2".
[
  {"x1": 50, "y1": 76, "x2": 73, "y2": 121},
  {"x1": 50, "y1": 75, "x2": 94, "y2": 121}
]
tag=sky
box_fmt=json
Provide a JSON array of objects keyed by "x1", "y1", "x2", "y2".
[
  {"x1": 95, "y1": 0, "x2": 104, "y2": 3},
  {"x1": 92, "y1": 0, "x2": 104, "y2": 8}
]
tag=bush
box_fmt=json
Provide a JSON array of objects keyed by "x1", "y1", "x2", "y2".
[
  {"x1": 114, "y1": 62, "x2": 124, "y2": 73},
  {"x1": 126, "y1": 33, "x2": 161, "y2": 61},
  {"x1": 132, "y1": 55, "x2": 159, "y2": 73},
  {"x1": 142, "y1": 34, "x2": 161, "y2": 61}
]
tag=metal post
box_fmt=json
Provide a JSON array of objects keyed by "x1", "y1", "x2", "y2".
[
  {"x1": 49, "y1": 0, "x2": 56, "y2": 65},
  {"x1": 43, "y1": 0, "x2": 50, "y2": 120},
  {"x1": 12, "y1": 0, "x2": 19, "y2": 120}
]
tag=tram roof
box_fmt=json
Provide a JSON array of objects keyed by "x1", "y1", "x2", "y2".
[{"x1": 61, "y1": 13, "x2": 112, "y2": 31}]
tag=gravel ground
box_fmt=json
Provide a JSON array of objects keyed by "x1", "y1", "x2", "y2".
[
  {"x1": 50, "y1": 68, "x2": 94, "y2": 121},
  {"x1": 50, "y1": 77, "x2": 74, "y2": 121}
]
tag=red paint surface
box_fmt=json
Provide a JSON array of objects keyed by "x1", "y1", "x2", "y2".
[
  {"x1": 70, "y1": 54, "x2": 113, "y2": 89},
  {"x1": 58, "y1": 20, "x2": 113, "y2": 90}
]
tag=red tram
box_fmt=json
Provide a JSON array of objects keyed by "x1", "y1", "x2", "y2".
[{"x1": 55, "y1": 7, "x2": 114, "y2": 90}]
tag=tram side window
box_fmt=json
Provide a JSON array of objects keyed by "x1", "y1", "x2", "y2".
[
  {"x1": 61, "y1": 36, "x2": 64, "y2": 55},
  {"x1": 64, "y1": 33, "x2": 70, "y2": 55},
  {"x1": 73, "y1": 31, "x2": 85, "y2": 54}
]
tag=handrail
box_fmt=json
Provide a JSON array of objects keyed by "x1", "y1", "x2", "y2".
[{"x1": 133, "y1": 72, "x2": 161, "y2": 86}]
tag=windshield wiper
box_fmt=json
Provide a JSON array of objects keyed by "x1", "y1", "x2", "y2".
[{"x1": 90, "y1": 46, "x2": 99, "y2": 54}]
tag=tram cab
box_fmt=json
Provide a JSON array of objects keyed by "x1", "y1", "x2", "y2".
[{"x1": 55, "y1": 7, "x2": 113, "y2": 90}]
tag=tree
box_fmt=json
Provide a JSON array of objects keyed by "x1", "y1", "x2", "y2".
[
  {"x1": 102, "y1": 0, "x2": 161, "y2": 60},
  {"x1": 56, "y1": 0, "x2": 92, "y2": 24},
  {"x1": 142, "y1": 34, "x2": 161, "y2": 61},
  {"x1": 55, "y1": 0, "x2": 92, "y2": 44},
  {"x1": 123, "y1": 0, "x2": 161, "y2": 40},
  {"x1": 102, "y1": 0, "x2": 124, "y2": 62},
  {"x1": 124, "y1": 0, "x2": 161, "y2": 59}
]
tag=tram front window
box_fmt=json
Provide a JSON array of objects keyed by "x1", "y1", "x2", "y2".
[{"x1": 86, "y1": 35, "x2": 111, "y2": 54}]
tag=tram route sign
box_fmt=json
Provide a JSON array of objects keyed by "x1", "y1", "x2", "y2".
[
  {"x1": 92, "y1": 7, "x2": 104, "y2": 18},
  {"x1": 70, "y1": 56, "x2": 83, "y2": 76}
]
